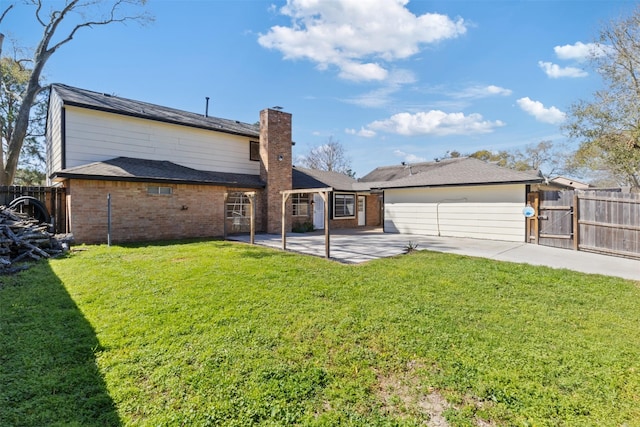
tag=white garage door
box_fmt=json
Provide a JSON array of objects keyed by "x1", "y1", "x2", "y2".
[{"x1": 384, "y1": 184, "x2": 527, "y2": 242}]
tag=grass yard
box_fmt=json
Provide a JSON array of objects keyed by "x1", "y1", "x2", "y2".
[{"x1": 1, "y1": 239, "x2": 639, "y2": 426}]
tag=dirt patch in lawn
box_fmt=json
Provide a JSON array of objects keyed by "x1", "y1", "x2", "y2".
[{"x1": 375, "y1": 361, "x2": 496, "y2": 426}]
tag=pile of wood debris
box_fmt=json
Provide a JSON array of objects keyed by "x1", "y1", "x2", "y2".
[{"x1": 0, "y1": 205, "x2": 73, "y2": 274}]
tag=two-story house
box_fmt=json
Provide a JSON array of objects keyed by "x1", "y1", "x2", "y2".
[{"x1": 46, "y1": 84, "x2": 381, "y2": 244}]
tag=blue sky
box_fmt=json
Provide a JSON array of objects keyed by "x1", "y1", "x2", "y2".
[{"x1": 3, "y1": 0, "x2": 636, "y2": 177}]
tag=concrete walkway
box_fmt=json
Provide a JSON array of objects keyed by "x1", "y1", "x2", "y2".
[{"x1": 229, "y1": 228, "x2": 639, "y2": 281}]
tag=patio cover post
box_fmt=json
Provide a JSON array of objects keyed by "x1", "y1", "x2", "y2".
[
  {"x1": 223, "y1": 192, "x2": 229, "y2": 240},
  {"x1": 247, "y1": 192, "x2": 256, "y2": 245},
  {"x1": 224, "y1": 191, "x2": 256, "y2": 243},
  {"x1": 320, "y1": 190, "x2": 330, "y2": 259},
  {"x1": 281, "y1": 188, "x2": 333, "y2": 258},
  {"x1": 281, "y1": 193, "x2": 291, "y2": 251}
]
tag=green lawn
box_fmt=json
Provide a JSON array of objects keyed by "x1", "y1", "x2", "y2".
[{"x1": 1, "y1": 239, "x2": 639, "y2": 426}]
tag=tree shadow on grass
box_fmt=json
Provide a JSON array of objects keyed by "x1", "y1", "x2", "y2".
[{"x1": 0, "y1": 261, "x2": 121, "y2": 426}]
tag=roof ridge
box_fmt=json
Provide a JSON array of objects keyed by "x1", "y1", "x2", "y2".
[
  {"x1": 51, "y1": 83, "x2": 260, "y2": 134},
  {"x1": 368, "y1": 156, "x2": 468, "y2": 171}
]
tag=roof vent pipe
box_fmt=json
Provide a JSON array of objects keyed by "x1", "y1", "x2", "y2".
[{"x1": 205, "y1": 97, "x2": 210, "y2": 117}]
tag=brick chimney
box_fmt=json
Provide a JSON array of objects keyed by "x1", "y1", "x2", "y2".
[{"x1": 259, "y1": 108, "x2": 293, "y2": 234}]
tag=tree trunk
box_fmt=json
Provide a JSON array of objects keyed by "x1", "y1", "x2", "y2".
[
  {"x1": 0, "y1": 1, "x2": 150, "y2": 185},
  {"x1": 2, "y1": 61, "x2": 48, "y2": 185},
  {"x1": 2, "y1": 21, "x2": 53, "y2": 185},
  {"x1": 0, "y1": 32, "x2": 4, "y2": 180}
]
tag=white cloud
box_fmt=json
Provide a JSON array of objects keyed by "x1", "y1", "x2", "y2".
[
  {"x1": 516, "y1": 97, "x2": 566, "y2": 124},
  {"x1": 367, "y1": 110, "x2": 505, "y2": 136},
  {"x1": 394, "y1": 150, "x2": 427, "y2": 163},
  {"x1": 538, "y1": 61, "x2": 587, "y2": 78},
  {"x1": 338, "y1": 61, "x2": 389, "y2": 81},
  {"x1": 554, "y1": 41, "x2": 610, "y2": 60},
  {"x1": 452, "y1": 84, "x2": 512, "y2": 99},
  {"x1": 346, "y1": 127, "x2": 377, "y2": 137},
  {"x1": 258, "y1": 0, "x2": 467, "y2": 82}
]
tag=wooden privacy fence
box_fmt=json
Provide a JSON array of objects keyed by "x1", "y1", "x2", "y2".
[
  {"x1": 527, "y1": 190, "x2": 640, "y2": 259},
  {"x1": 0, "y1": 186, "x2": 68, "y2": 234}
]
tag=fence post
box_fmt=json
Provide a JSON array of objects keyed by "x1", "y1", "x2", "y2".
[
  {"x1": 107, "y1": 193, "x2": 112, "y2": 247},
  {"x1": 527, "y1": 192, "x2": 540, "y2": 244},
  {"x1": 573, "y1": 192, "x2": 579, "y2": 251}
]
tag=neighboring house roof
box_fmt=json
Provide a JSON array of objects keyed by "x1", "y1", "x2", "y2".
[
  {"x1": 360, "y1": 157, "x2": 543, "y2": 189},
  {"x1": 548, "y1": 176, "x2": 590, "y2": 189},
  {"x1": 50, "y1": 84, "x2": 260, "y2": 138},
  {"x1": 293, "y1": 166, "x2": 359, "y2": 192},
  {"x1": 51, "y1": 157, "x2": 265, "y2": 188}
]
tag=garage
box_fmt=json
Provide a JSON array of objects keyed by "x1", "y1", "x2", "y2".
[{"x1": 361, "y1": 158, "x2": 544, "y2": 243}]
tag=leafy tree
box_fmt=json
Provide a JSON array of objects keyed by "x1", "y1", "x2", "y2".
[
  {"x1": 298, "y1": 136, "x2": 354, "y2": 177},
  {"x1": 564, "y1": 5, "x2": 640, "y2": 188},
  {"x1": 443, "y1": 150, "x2": 462, "y2": 158},
  {"x1": 565, "y1": 139, "x2": 638, "y2": 187},
  {"x1": 14, "y1": 166, "x2": 45, "y2": 185},
  {"x1": 0, "y1": 0, "x2": 152, "y2": 185},
  {"x1": 1, "y1": 57, "x2": 47, "y2": 177},
  {"x1": 467, "y1": 149, "x2": 510, "y2": 167},
  {"x1": 444, "y1": 141, "x2": 569, "y2": 178}
]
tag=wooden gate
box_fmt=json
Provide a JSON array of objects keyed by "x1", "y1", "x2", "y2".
[
  {"x1": 527, "y1": 190, "x2": 640, "y2": 259},
  {"x1": 527, "y1": 191, "x2": 575, "y2": 250}
]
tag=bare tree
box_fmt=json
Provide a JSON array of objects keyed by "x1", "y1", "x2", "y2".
[
  {"x1": 0, "y1": 0, "x2": 152, "y2": 185},
  {"x1": 508, "y1": 141, "x2": 570, "y2": 178},
  {"x1": 298, "y1": 136, "x2": 354, "y2": 176}
]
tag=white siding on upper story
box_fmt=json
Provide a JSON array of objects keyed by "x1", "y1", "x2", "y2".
[
  {"x1": 384, "y1": 184, "x2": 528, "y2": 242},
  {"x1": 46, "y1": 90, "x2": 64, "y2": 181},
  {"x1": 61, "y1": 106, "x2": 260, "y2": 175}
]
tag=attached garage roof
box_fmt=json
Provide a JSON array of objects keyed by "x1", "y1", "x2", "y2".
[
  {"x1": 361, "y1": 157, "x2": 543, "y2": 189},
  {"x1": 51, "y1": 157, "x2": 265, "y2": 188},
  {"x1": 51, "y1": 84, "x2": 260, "y2": 138},
  {"x1": 293, "y1": 166, "x2": 359, "y2": 191}
]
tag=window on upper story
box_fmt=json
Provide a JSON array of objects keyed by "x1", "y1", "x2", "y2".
[{"x1": 250, "y1": 141, "x2": 260, "y2": 161}]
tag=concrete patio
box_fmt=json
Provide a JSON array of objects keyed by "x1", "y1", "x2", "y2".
[{"x1": 228, "y1": 228, "x2": 639, "y2": 281}]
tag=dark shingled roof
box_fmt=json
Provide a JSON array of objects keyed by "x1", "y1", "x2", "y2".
[
  {"x1": 292, "y1": 166, "x2": 358, "y2": 191},
  {"x1": 292, "y1": 168, "x2": 327, "y2": 189},
  {"x1": 51, "y1": 84, "x2": 260, "y2": 138},
  {"x1": 52, "y1": 157, "x2": 265, "y2": 188},
  {"x1": 360, "y1": 157, "x2": 543, "y2": 189}
]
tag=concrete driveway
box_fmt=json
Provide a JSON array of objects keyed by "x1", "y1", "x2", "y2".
[{"x1": 229, "y1": 228, "x2": 639, "y2": 281}]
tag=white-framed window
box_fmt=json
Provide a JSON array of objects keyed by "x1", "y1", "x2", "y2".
[
  {"x1": 333, "y1": 193, "x2": 355, "y2": 218},
  {"x1": 147, "y1": 186, "x2": 173, "y2": 195},
  {"x1": 292, "y1": 193, "x2": 309, "y2": 216},
  {"x1": 226, "y1": 192, "x2": 250, "y2": 219}
]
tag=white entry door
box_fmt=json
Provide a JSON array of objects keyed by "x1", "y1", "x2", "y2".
[
  {"x1": 313, "y1": 193, "x2": 325, "y2": 230},
  {"x1": 358, "y1": 196, "x2": 366, "y2": 226}
]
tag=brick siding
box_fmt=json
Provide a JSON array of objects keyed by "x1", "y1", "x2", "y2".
[
  {"x1": 365, "y1": 194, "x2": 383, "y2": 227},
  {"x1": 289, "y1": 193, "x2": 382, "y2": 230},
  {"x1": 259, "y1": 108, "x2": 293, "y2": 234},
  {"x1": 66, "y1": 179, "x2": 261, "y2": 244}
]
